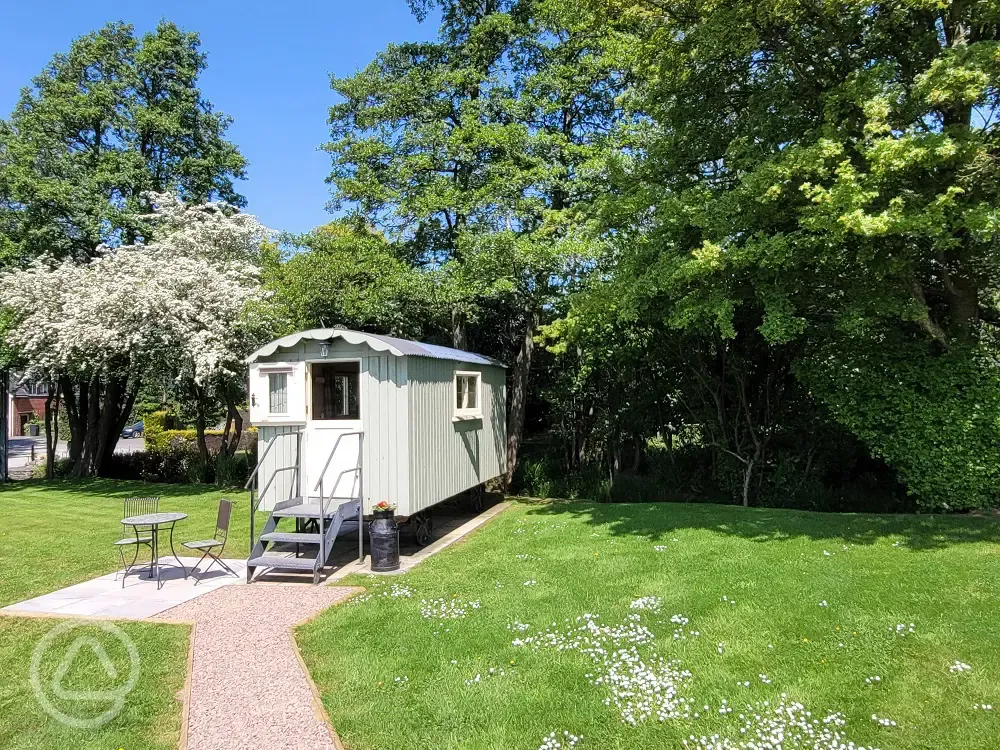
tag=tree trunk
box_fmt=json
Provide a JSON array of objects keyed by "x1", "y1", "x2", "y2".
[
  {"x1": 222, "y1": 409, "x2": 233, "y2": 453},
  {"x1": 505, "y1": 306, "x2": 539, "y2": 487},
  {"x1": 95, "y1": 375, "x2": 139, "y2": 476},
  {"x1": 216, "y1": 383, "x2": 245, "y2": 458},
  {"x1": 631, "y1": 433, "x2": 643, "y2": 473},
  {"x1": 741, "y1": 458, "x2": 754, "y2": 508},
  {"x1": 944, "y1": 261, "x2": 979, "y2": 339},
  {"x1": 222, "y1": 391, "x2": 244, "y2": 457},
  {"x1": 63, "y1": 374, "x2": 138, "y2": 477},
  {"x1": 194, "y1": 384, "x2": 210, "y2": 467},
  {"x1": 0, "y1": 368, "x2": 8, "y2": 483},
  {"x1": 44, "y1": 383, "x2": 60, "y2": 479},
  {"x1": 451, "y1": 305, "x2": 467, "y2": 350},
  {"x1": 74, "y1": 377, "x2": 102, "y2": 477},
  {"x1": 60, "y1": 377, "x2": 86, "y2": 468}
]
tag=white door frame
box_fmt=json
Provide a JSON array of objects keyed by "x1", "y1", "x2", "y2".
[{"x1": 304, "y1": 358, "x2": 363, "y2": 501}]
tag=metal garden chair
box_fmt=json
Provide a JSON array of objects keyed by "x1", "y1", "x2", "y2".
[
  {"x1": 114, "y1": 496, "x2": 159, "y2": 587},
  {"x1": 183, "y1": 498, "x2": 236, "y2": 582}
]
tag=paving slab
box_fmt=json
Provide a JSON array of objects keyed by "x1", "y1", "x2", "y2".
[{"x1": 1, "y1": 557, "x2": 247, "y2": 619}]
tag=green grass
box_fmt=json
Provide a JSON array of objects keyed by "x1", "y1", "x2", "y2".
[
  {"x1": 298, "y1": 500, "x2": 1000, "y2": 750},
  {"x1": 0, "y1": 478, "x2": 254, "y2": 607},
  {"x1": 0, "y1": 479, "x2": 228, "y2": 749},
  {"x1": 0, "y1": 617, "x2": 189, "y2": 750}
]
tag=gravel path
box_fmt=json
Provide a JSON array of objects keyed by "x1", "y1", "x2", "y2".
[{"x1": 157, "y1": 584, "x2": 357, "y2": 750}]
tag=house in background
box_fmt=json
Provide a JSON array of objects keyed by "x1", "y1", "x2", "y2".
[
  {"x1": 5, "y1": 374, "x2": 55, "y2": 437},
  {"x1": 0, "y1": 370, "x2": 7, "y2": 480}
]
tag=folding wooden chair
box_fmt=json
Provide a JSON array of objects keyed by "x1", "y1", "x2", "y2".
[{"x1": 183, "y1": 499, "x2": 236, "y2": 582}]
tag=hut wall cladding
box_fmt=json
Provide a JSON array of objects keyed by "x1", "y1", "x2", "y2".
[
  {"x1": 358, "y1": 350, "x2": 409, "y2": 512},
  {"x1": 257, "y1": 425, "x2": 302, "y2": 508},
  {"x1": 407, "y1": 356, "x2": 506, "y2": 512},
  {"x1": 255, "y1": 339, "x2": 410, "y2": 512}
]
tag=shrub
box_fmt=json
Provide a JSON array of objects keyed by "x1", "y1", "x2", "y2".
[
  {"x1": 135, "y1": 411, "x2": 256, "y2": 485},
  {"x1": 105, "y1": 441, "x2": 253, "y2": 486},
  {"x1": 512, "y1": 455, "x2": 614, "y2": 502},
  {"x1": 214, "y1": 451, "x2": 252, "y2": 488},
  {"x1": 801, "y1": 339, "x2": 1000, "y2": 511},
  {"x1": 511, "y1": 436, "x2": 905, "y2": 511},
  {"x1": 105, "y1": 440, "x2": 187, "y2": 483},
  {"x1": 143, "y1": 410, "x2": 171, "y2": 453},
  {"x1": 515, "y1": 458, "x2": 554, "y2": 499},
  {"x1": 30, "y1": 457, "x2": 73, "y2": 479}
]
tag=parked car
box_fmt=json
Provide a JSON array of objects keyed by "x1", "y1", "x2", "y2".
[{"x1": 121, "y1": 421, "x2": 144, "y2": 439}]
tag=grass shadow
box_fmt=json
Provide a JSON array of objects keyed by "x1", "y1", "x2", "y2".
[
  {"x1": 517, "y1": 497, "x2": 1000, "y2": 551},
  {"x1": 0, "y1": 477, "x2": 236, "y2": 500}
]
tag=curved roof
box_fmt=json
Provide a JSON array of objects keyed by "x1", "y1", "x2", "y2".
[{"x1": 246, "y1": 328, "x2": 505, "y2": 367}]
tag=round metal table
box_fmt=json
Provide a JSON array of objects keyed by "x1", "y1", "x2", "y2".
[{"x1": 121, "y1": 511, "x2": 188, "y2": 589}]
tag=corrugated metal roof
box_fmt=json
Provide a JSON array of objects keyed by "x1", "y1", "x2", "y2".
[{"x1": 245, "y1": 328, "x2": 506, "y2": 367}]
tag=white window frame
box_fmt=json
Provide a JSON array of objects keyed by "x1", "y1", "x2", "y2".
[
  {"x1": 253, "y1": 363, "x2": 301, "y2": 423},
  {"x1": 267, "y1": 371, "x2": 289, "y2": 415},
  {"x1": 454, "y1": 370, "x2": 482, "y2": 419}
]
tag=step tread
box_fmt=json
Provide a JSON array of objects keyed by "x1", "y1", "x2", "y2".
[
  {"x1": 272, "y1": 503, "x2": 335, "y2": 519},
  {"x1": 260, "y1": 531, "x2": 322, "y2": 544},
  {"x1": 247, "y1": 555, "x2": 318, "y2": 571}
]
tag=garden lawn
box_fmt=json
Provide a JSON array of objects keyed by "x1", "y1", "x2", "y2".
[
  {"x1": 298, "y1": 500, "x2": 1000, "y2": 750},
  {"x1": 0, "y1": 617, "x2": 189, "y2": 750},
  {"x1": 0, "y1": 479, "x2": 255, "y2": 607}
]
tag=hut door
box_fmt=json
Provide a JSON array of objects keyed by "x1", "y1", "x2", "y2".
[{"x1": 304, "y1": 360, "x2": 363, "y2": 502}]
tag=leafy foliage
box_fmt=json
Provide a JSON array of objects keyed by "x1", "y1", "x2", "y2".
[
  {"x1": 0, "y1": 193, "x2": 268, "y2": 475},
  {"x1": 326, "y1": 0, "x2": 625, "y2": 481},
  {"x1": 5, "y1": 5, "x2": 1000, "y2": 510},
  {"x1": 0, "y1": 20, "x2": 250, "y2": 479},
  {"x1": 0, "y1": 194, "x2": 267, "y2": 386},
  {"x1": 800, "y1": 337, "x2": 1000, "y2": 510},
  {"x1": 538, "y1": 0, "x2": 1000, "y2": 509},
  {"x1": 265, "y1": 221, "x2": 442, "y2": 338},
  {"x1": 0, "y1": 21, "x2": 246, "y2": 265}
]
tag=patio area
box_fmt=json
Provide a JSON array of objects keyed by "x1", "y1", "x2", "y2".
[
  {"x1": 1, "y1": 557, "x2": 248, "y2": 619},
  {"x1": 0, "y1": 500, "x2": 508, "y2": 621}
]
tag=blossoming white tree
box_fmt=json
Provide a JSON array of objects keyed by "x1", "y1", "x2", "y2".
[{"x1": 0, "y1": 193, "x2": 271, "y2": 476}]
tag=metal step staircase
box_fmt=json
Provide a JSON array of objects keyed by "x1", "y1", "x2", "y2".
[{"x1": 245, "y1": 430, "x2": 365, "y2": 584}]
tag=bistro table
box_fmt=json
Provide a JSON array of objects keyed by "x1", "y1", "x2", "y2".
[{"x1": 121, "y1": 511, "x2": 188, "y2": 589}]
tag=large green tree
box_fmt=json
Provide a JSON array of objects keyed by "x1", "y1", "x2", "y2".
[
  {"x1": 584, "y1": 0, "x2": 1000, "y2": 508},
  {"x1": 326, "y1": 0, "x2": 623, "y2": 482},
  {"x1": 264, "y1": 220, "x2": 443, "y2": 338},
  {"x1": 0, "y1": 20, "x2": 246, "y2": 265},
  {"x1": 0, "y1": 21, "x2": 248, "y2": 477}
]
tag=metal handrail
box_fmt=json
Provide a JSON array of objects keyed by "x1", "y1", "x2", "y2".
[
  {"x1": 258, "y1": 465, "x2": 297, "y2": 505},
  {"x1": 247, "y1": 431, "x2": 301, "y2": 553},
  {"x1": 314, "y1": 431, "x2": 364, "y2": 564},
  {"x1": 318, "y1": 467, "x2": 361, "y2": 515},
  {"x1": 244, "y1": 436, "x2": 278, "y2": 490},
  {"x1": 312, "y1": 430, "x2": 364, "y2": 492}
]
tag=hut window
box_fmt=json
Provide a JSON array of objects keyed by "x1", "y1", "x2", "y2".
[
  {"x1": 268, "y1": 373, "x2": 288, "y2": 414},
  {"x1": 312, "y1": 361, "x2": 360, "y2": 420},
  {"x1": 455, "y1": 372, "x2": 481, "y2": 416}
]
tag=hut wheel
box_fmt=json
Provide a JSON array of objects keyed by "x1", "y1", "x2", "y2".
[
  {"x1": 414, "y1": 512, "x2": 432, "y2": 546},
  {"x1": 470, "y1": 484, "x2": 485, "y2": 513}
]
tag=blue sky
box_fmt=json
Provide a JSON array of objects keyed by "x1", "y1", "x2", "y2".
[{"x1": 0, "y1": 1, "x2": 437, "y2": 235}]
